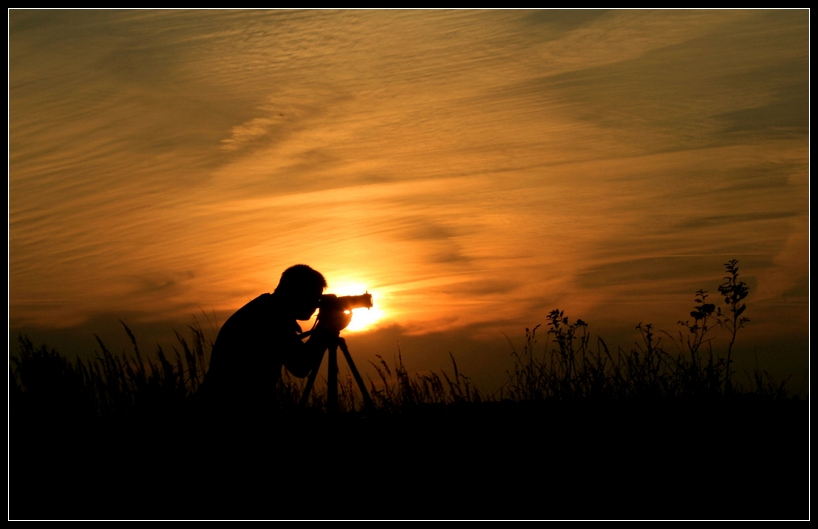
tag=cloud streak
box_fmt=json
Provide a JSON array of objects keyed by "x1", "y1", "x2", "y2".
[{"x1": 10, "y1": 10, "x2": 808, "y2": 382}]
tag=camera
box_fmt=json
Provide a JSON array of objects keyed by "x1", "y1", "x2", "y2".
[{"x1": 318, "y1": 293, "x2": 373, "y2": 315}]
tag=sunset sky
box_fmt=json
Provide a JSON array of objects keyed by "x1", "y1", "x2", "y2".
[{"x1": 9, "y1": 10, "x2": 809, "y2": 391}]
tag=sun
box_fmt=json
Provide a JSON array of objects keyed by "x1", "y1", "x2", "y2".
[
  {"x1": 328, "y1": 282, "x2": 384, "y2": 333},
  {"x1": 345, "y1": 304, "x2": 384, "y2": 332}
]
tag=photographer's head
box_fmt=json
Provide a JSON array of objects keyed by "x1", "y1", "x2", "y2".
[{"x1": 274, "y1": 264, "x2": 327, "y2": 320}]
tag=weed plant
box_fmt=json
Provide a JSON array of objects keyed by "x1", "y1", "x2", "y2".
[{"x1": 498, "y1": 260, "x2": 789, "y2": 403}]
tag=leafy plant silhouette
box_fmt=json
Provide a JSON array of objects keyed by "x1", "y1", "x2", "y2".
[{"x1": 717, "y1": 259, "x2": 750, "y2": 393}]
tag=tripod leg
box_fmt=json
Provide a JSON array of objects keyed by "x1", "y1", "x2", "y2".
[
  {"x1": 338, "y1": 338, "x2": 374, "y2": 411},
  {"x1": 327, "y1": 342, "x2": 339, "y2": 412},
  {"x1": 299, "y1": 348, "x2": 326, "y2": 407}
]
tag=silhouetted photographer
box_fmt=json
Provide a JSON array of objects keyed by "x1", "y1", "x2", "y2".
[{"x1": 198, "y1": 264, "x2": 354, "y2": 419}]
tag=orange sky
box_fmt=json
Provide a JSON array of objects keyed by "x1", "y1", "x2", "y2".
[{"x1": 9, "y1": 10, "x2": 809, "y2": 391}]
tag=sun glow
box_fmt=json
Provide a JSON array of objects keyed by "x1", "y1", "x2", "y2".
[{"x1": 328, "y1": 282, "x2": 384, "y2": 333}]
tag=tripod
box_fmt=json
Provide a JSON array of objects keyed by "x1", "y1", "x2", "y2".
[{"x1": 299, "y1": 333, "x2": 373, "y2": 412}]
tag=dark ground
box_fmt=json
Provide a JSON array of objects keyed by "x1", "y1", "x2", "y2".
[{"x1": 10, "y1": 397, "x2": 809, "y2": 520}]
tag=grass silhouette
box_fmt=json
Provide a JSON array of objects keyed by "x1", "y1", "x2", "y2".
[
  {"x1": 9, "y1": 260, "x2": 807, "y2": 521},
  {"x1": 9, "y1": 260, "x2": 798, "y2": 420}
]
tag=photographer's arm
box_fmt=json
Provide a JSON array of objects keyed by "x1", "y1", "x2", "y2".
[
  {"x1": 282, "y1": 333, "x2": 326, "y2": 378},
  {"x1": 282, "y1": 311, "x2": 352, "y2": 378}
]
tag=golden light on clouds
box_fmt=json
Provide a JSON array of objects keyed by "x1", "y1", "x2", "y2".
[{"x1": 9, "y1": 10, "x2": 808, "y2": 382}]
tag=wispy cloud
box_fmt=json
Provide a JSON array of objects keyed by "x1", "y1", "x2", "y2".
[{"x1": 10, "y1": 10, "x2": 808, "y2": 382}]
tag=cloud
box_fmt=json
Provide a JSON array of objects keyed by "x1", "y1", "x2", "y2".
[
  {"x1": 675, "y1": 212, "x2": 798, "y2": 230},
  {"x1": 9, "y1": 11, "x2": 808, "y2": 385},
  {"x1": 575, "y1": 255, "x2": 769, "y2": 290}
]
